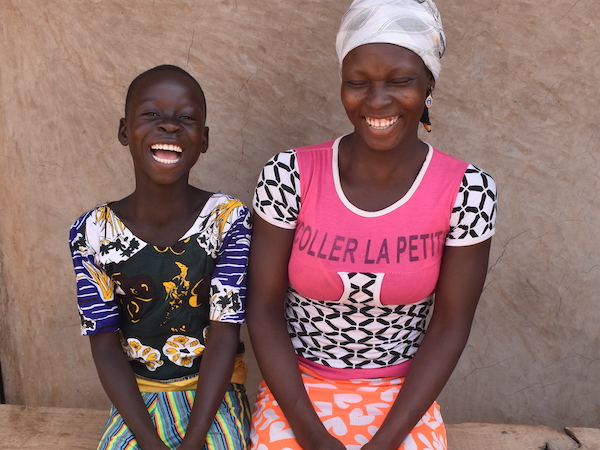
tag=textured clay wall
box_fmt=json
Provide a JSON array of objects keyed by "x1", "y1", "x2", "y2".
[{"x1": 0, "y1": 0, "x2": 598, "y2": 430}]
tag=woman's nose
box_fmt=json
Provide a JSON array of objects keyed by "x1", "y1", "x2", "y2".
[{"x1": 368, "y1": 83, "x2": 392, "y2": 107}]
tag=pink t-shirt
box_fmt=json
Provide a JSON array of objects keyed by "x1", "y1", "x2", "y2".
[{"x1": 254, "y1": 137, "x2": 496, "y2": 379}]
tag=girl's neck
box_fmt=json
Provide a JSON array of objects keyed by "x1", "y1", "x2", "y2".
[{"x1": 112, "y1": 183, "x2": 213, "y2": 247}]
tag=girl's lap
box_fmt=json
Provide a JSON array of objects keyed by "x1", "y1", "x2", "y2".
[{"x1": 99, "y1": 384, "x2": 250, "y2": 450}]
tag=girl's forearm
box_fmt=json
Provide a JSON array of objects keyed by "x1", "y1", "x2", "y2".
[
  {"x1": 179, "y1": 321, "x2": 240, "y2": 448},
  {"x1": 89, "y1": 332, "x2": 168, "y2": 450}
]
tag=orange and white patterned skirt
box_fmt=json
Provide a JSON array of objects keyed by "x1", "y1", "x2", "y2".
[{"x1": 250, "y1": 365, "x2": 446, "y2": 450}]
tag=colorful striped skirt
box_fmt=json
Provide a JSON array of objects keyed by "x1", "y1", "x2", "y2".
[
  {"x1": 250, "y1": 365, "x2": 446, "y2": 450},
  {"x1": 98, "y1": 383, "x2": 250, "y2": 450}
]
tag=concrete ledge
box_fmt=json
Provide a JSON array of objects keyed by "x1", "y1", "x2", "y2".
[
  {"x1": 0, "y1": 404, "x2": 598, "y2": 449},
  {"x1": 447, "y1": 423, "x2": 581, "y2": 450},
  {"x1": 565, "y1": 427, "x2": 600, "y2": 450},
  {"x1": 0, "y1": 404, "x2": 108, "y2": 450}
]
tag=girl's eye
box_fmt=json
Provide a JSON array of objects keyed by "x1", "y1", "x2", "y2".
[
  {"x1": 180, "y1": 116, "x2": 195, "y2": 121},
  {"x1": 142, "y1": 111, "x2": 159, "y2": 117}
]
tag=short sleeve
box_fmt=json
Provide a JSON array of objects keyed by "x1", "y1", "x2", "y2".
[
  {"x1": 209, "y1": 200, "x2": 252, "y2": 323},
  {"x1": 252, "y1": 150, "x2": 301, "y2": 229},
  {"x1": 447, "y1": 164, "x2": 497, "y2": 246},
  {"x1": 69, "y1": 210, "x2": 120, "y2": 335}
]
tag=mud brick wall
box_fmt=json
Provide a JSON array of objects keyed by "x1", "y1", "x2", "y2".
[{"x1": 0, "y1": 0, "x2": 598, "y2": 429}]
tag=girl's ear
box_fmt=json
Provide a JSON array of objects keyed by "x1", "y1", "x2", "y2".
[
  {"x1": 201, "y1": 126, "x2": 210, "y2": 154},
  {"x1": 117, "y1": 118, "x2": 129, "y2": 146}
]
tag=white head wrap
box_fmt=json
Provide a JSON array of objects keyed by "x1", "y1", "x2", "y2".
[{"x1": 335, "y1": 0, "x2": 446, "y2": 80}]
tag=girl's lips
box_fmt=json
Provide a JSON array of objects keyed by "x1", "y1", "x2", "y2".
[
  {"x1": 150, "y1": 143, "x2": 183, "y2": 165},
  {"x1": 364, "y1": 116, "x2": 399, "y2": 130}
]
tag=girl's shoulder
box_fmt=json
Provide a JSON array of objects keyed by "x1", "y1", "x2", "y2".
[
  {"x1": 202, "y1": 192, "x2": 249, "y2": 218},
  {"x1": 195, "y1": 192, "x2": 251, "y2": 234},
  {"x1": 70, "y1": 203, "x2": 120, "y2": 235}
]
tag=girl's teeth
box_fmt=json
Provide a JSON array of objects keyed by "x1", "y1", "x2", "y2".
[
  {"x1": 150, "y1": 143, "x2": 183, "y2": 153},
  {"x1": 365, "y1": 116, "x2": 399, "y2": 130},
  {"x1": 150, "y1": 143, "x2": 183, "y2": 164},
  {"x1": 152, "y1": 153, "x2": 180, "y2": 164}
]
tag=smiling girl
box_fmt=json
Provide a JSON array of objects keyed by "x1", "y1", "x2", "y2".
[{"x1": 69, "y1": 65, "x2": 251, "y2": 450}]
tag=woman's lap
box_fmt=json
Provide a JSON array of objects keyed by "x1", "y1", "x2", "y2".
[
  {"x1": 98, "y1": 383, "x2": 250, "y2": 450},
  {"x1": 249, "y1": 366, "x2": 446, "y2": 450}
]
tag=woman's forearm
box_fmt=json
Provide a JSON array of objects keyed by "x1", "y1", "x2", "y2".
[
  {"x1": 366, "y1": 241, "x2": 491, "y2": 450},
  {"x1": 248, "y1": 299, "x2": 338, "y2": 448},
  {"x1": 246, "y1": 217, "x2": 344, "y2": 449},
  {"x1": 364, "y1": 317, "x2": 473, "y2": 450}
]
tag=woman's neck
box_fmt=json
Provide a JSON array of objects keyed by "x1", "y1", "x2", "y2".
[{"x1": 337, "y1": 133, "x2": 429, "y2": 211}]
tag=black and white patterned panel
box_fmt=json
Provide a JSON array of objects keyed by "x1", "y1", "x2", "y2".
[
  {"x1": 286, "y1": 272, "x2": 433, "y2": 370},
  {"x1": 450, "y1": 165, "x2": 497, "y2": 240},
  {"x1": 254, "y1": 150, "x2": 300, "y2": 224}
]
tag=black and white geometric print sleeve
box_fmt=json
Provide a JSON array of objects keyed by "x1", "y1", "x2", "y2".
[
  {"x1": 252, "y1": 150, "x2": 301, "y2": 229},
  {"x1": 447, "y1": 164, "x2": 497, "y2": 246}
]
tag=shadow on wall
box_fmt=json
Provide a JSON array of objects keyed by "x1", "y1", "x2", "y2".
[{"x1": 0, "y1": 361, "x2": 4, "y2": 404}]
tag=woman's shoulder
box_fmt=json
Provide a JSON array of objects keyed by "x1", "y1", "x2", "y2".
[
  {"x1": 294, "y1": 139, "x2": 337, "y2": 153},
  {"x1": 264, "y1": 139, "x2": 337, "y2": 164},
  {"x1": 431, "y1": 147, "x2": 495, "y2": 182}
]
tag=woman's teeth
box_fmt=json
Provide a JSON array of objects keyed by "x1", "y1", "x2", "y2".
[
  {"x1": 150, "y1": 143, "x2": 183, "y2": 164},
  {"x1": 365, "y1": 116, "x2": 399, "y2": 130}
]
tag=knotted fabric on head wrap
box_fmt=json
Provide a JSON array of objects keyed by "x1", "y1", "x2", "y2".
[{"x1": 335, "y1": 0, "x2": 446, "y2": 80}]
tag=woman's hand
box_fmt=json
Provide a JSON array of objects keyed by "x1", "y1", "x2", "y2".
[{"x1": 308, "y1": 434, "x2": 348, "y2": 450}]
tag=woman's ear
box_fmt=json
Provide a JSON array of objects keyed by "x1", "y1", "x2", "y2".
[{"x1": 117, "y1": 118, "x2": 129, "y2": 146}]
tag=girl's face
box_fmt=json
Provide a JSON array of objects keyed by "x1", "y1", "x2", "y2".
[
  {"x1": 341, "y1": 43, "x2": 434, "y2": 152},
  {"x1": 118, "y1": 71, "x2": 209, "y2": 187}
]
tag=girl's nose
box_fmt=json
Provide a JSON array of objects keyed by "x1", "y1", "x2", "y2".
[{"x1": 158, "y1": 119, "x2": 181, "y2": 133}]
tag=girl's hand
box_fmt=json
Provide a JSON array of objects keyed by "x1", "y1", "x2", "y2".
[
  {"x1": 137, "y1": 438, "x2": 170, "y2": 450},
  {"x1": 175, "y1": 441, "x2": 202, "y2": 450}
]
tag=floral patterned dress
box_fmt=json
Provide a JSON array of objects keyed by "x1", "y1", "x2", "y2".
[{"x1": 69, "y1": 192, "x2": 251, "y2": 384}]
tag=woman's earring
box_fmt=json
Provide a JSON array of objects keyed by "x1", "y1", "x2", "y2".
[
  {"x1": 421, "y1": 90, "x2": 433, "y2": 132},
  {"x1": 425, "y1": 93, "x2": 433, "y2": 108}
]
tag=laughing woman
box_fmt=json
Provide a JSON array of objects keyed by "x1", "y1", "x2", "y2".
[{"x1": 247, "y1": 1, "x2": 497, "y2": 449}]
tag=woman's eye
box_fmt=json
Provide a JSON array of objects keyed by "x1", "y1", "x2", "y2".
[
  {"x1": 346, "y1": 81, "x2": 368, "y2": 87},
  {"x1": 389, "y1": 78, "x2": 412, "y2": 85}
]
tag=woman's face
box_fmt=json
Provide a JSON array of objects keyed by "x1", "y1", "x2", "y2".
[{"x1": 341, "y1": 43, "x2": 434, "y2": 152}]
